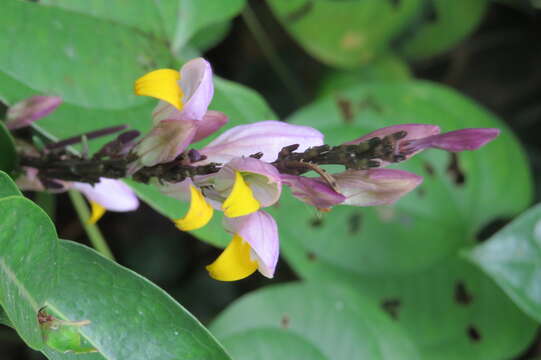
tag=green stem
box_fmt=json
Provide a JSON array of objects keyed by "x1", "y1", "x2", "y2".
[
  {"x1": 68, "y1": 190, "x2": 114, "y2": 260},
  {"x1": 241, "y1": 4, "x2": 306, "y2": 105}
]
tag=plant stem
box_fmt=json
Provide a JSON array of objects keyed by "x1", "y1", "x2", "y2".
[
  {"x1": 241, "y1": 3, "x2": 306, "y2": 105},
  {"x1": 68, "y1": 190, "x2": 115, "y2": 260}
]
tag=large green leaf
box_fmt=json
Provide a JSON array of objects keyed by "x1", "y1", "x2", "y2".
[
  {"x1": 298, "y1": 257, "x2": 537, "y2": 360},
  {"x1": 0, "y1": 195, "x2": 231, "y2": 359},
  {"x1": 467, "y1": 203, "x2": 541, "y2": 323},
  {"x1": 0, "y1": 0, "x2": 173, "y2": 109},
  {"x1": 40, "y1": 0, "x2": 245, "y2": 54},
  {"x1": 318, "y1": 55, "x2": 412, "y2": 97},
  {"x1": 211, "y1": 282, "x2": 420, "y2": 360},
  {"x1": 275, "y1": 81, "x2": 531, "y2": 275},
  {"x1": 169, "y1": 0, "x2": 245, "y2": 53},
  {"x1": 399, "y1": 0, "x2": 488, "y2": 59},
  {"x1": 266, "y1": 0, "x2": 423, "y2": 68},
  {"x1": 261, "y1": 81, "x2": 535, "y2": 359},
  {"x1": 0, "y1": 196, "x2": 59, "y2": 349}
]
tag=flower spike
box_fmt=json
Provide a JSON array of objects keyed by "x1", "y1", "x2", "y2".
[
  {"x1": 134, "y1": 69, "x2": 183, "y2": 110},
  {"x1": 222, "y1": 171, "x2": 260, "y2": 218},
  {"x1": 206, "y1": 235, "x2": 258, "y2": 281},
  {"x1": 174, "y1": 185, "x2": 213, "y2": 231}
]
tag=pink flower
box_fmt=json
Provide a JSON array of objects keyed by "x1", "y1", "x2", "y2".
[
  {"x1": 5, "y1": 96, "x2": 62, "y2": 130},
  {"x1": 130, "y1": 58, "x2": 227, "y2": 170}
]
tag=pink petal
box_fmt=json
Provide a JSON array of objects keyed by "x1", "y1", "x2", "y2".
[
  {"x1": 192, "y1": 111, "x2": 228, "y2": 143},
  {"x1": 224, "y1": 157, "x2": 282, "y2": 207},
  {"x1": 180, "y1": 58, "x2": 214, "y2": 121},
  {"x1": 131, "y1": 119, "x2": 198, "y2": 169},
  {"x1": 334, "y1": 168, "x2": 423, "y2": 206},
  {"x1": 73, "y1": 178, "x2": 139, "y2": 212},
  {"x1": 281, "y1": 174, "x2": 345, "y2": 208},
  {"x1": 401, "y1": 128, "x2": 500, "y2": 153},
  {"x1": 224, "y1": 210, "x2": 279, "y2": 278},
  {"x1": 6, "y1": 96, "x2": 62, "y2": 130},
  {"x1": 151, "y1": 58, "x2": 214, "y2": 124},
  {"x1": 200, "y1": 120, "x2": 324, "y2": 164}
]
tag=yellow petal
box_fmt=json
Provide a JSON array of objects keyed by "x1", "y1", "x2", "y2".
[
  {"x1": 174, "y1": 185, "x2": 213, "y2": 231},
  {"x1": 134, "y1": 69, "x2": 184, "y2": 110},
  {"x1": 88, "y1": 201, "x2": 106, "y2": 224},
  {"x1": 222, "y1": 171, "x2": 260, "y2": 218},
  {"x1": 206, "y1": 235, "x2": 258, "y2": 281}
]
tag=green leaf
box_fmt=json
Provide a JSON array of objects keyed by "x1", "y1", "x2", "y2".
[
  {"x1": 170, "y1": 0, "x2": 245, "y2": 53},
  {"x1": 318, "y1": 55, "x2": 411, "y2": 97},
  {"x1": 399, "y1": 0, "x2": 488, "y2": 59},
  {"x1": 466, "y1": 203, "x2": 541, "y2": 323},
  {"x1": 275, "y1": 81, "x2": 532, "y2": 275},
  {"x1": 262, "y1": 81, "x2": 536, "y2": 358},
  {"x1": 0, "y1": 122, "x2": 17, "y2": 174},
  {"x1": 40, "y1": 0, "x2": 245, "y2": 54},
  {"x1": 0, "y1": 196, "x2": 59, "y2": 349},
  {"x1": 211, "y1": 282, "x2": 420, "y2": 360},
  {"x1": 0, "y1": 0, "x2": 173, "y2": 109},
  {"x1": 300, "y1": 257, "x2": 537, "y2": 360},
  {"x1": 39, "y1": 0, "x2": 167, "y2": 38},
  {"x1": 266, "y1": 0, "x2": 423, "y2": 68},
  {"x1": 0, "y1": 196, "x2": 231, "y2": 359},
  {"x1": 0, "y1": 171, "x2": 21, "y2": 199}
]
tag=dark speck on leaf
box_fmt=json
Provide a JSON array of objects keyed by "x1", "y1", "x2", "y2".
[
  {"x1": 423, "y1": 162, "x2": 435, "y2": 176},
  {"x1": 336, "y1": 97, "x2": 354, "y2": 124},
  {"x1": 417, "y1": 187, "x2": 426, "y2": 197},
  {"x1": 381, "y1": 298, "x2": 401, "y2": 320},
  {"x1": 285, "y1": 1, "x2": 313, "y2": 23},
  {"x1": 467, "y1": 325, "x2": 482, "y2": 342},
  {"x1": 388, "y1": 0, "x2": 401, "y2": 8},
  {"x1": 446, "y1": 153, "x2": 465, "y2": 186},
  {"x1": 281, "y1": 315, "x2": 290, "y2": 328},
  {"x1": 310, "y1": 216, "x2": 323, "y2": 227},
  {"x1": 358, "y1": 96, "x2": 383, "y2": 113},
  {"x1": 454, "y1": 281, "x2": 473, "y2": 306},
  {"x1": 348, "y1": 213, "x2": 362, "y2": 234},
  {"x1": 307, "y1": 252, "x2": 317, "y2": 261}
]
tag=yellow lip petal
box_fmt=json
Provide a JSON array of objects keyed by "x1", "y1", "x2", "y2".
[
  {"x1": 174, "y1": 185, "x2": 213, "y2": 231},
  {"x1": 134, "y1": 69, "x2": 184, "y2": 110},
  {"x1": 222, "y1": 171, "x2": 260, "y2": 218},
  {"x1": 88, "y1": 201, "x2": 106, "y2": 224},
  {"x1": 206, "y1": 235, "x2": 258, "y2": 281}
]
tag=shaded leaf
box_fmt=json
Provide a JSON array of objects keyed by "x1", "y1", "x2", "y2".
[
  {"x1": 295, "y1": 257, "x2": 537, "y2": 360},
  {"x1": 0, "y1": 0, "x2": 173, "y2": 109},
  {"x1": 467, "y1": 203, "x2": 541, "y2": 323},
  {"x1": 211, "y1": 282, "x2": 420, "y2": 360},
  {"x1": 266, "y1": 0, "x2": 423, "y2": 68},
  {"x1": 399, "y1": 0, "x2": 488, "y2": 59},
  {"x1": 0, "y1": 196, "x2": 231, "y2": 359},
  {"x1": 275, "y1": 81, "x2": 531, "y2": 275}
]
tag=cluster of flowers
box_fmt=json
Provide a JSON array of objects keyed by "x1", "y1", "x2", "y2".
[{"x1": 7, "y1": 58, "x2": 499, "y2": 282}]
